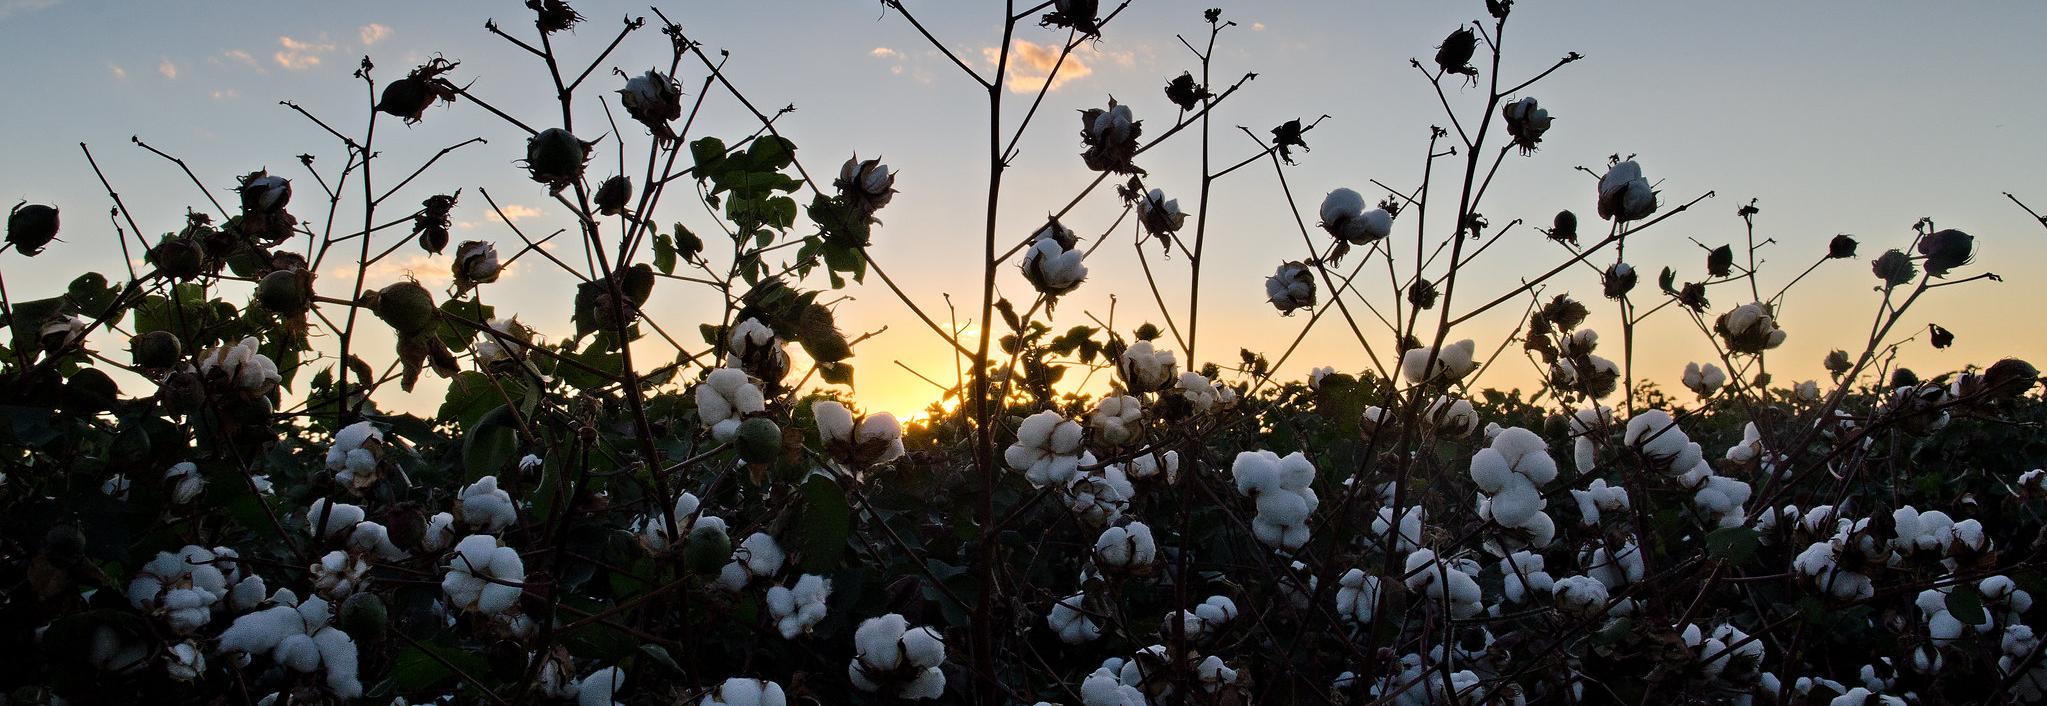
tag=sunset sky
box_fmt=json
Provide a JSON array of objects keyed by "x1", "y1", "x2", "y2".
[{"x1": 3, "y1": 0, "x2": 2044, "y2": 418}]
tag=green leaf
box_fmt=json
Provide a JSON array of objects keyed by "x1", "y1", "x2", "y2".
[
  {"x1": 66, "y1": 272, "x2": 122, "y2": 316},
  {"x1": 798, "y1": 472, "x2": 851, "y2": 572},
  {"x1": 1947, "y1": 585, "x2": 1989, "y2": 626},
  {"x1": 435, "y1": 299, "x2": 495, "y2": 353},
  {"x1": 690, "y1": 137, "x2": 728, "y2": 177},
  {"x1": 1704, "y1": 527, "x2": 1760, "y2": 564},
  {"x1": 818, "y1": 362, "x2": 854, "y2": 387},
  {"x1": 747, "y1": 135, "x2": 797, "y2": 170},
  {"x1": 390, "y1": 640, "x2": 490, "y2": 692},
  {"x1": 461, "y1": 405, "x2": 521, "y2": 481},
  {"x1": 439, "y1": 371, "x2": 517, "y2": 429}
]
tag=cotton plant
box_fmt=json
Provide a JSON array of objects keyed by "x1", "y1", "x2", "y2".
[
  {"x1": 764, "y1": 574, "x2": 831, "y2": 639},
  {"x1": 1065, "y1": 459, "x2": 1131, "y2": 527},
  {"x1": 1595, "y1": 159, "x2": 1657, "y2": 222},
  {"x1": 1552, "y1": 575, "x2": 1610, "y2": 616},
  {"x1": 1716, "y1": 302, "x2": 1789, "y2": 354},
  {"x1": 1370, "y1": 505, "x2": 1426, "y2": 555},
  {"x1": 1006, "y1": 410, "x2": 1086, "y2": 488},
  {"x1": 471, "y1": 317, "x2": 531, "y2": 367},
  {"x1": 1423, "y1": 396, "x2": 1480, "y2": 438},
  {"x1": 215, "y1": 588, "x2": 362, "y2": 700},
  {"x1": 1122, "y1": 449, "x2": 1178, "y2": 483},
  {"x1": 197, "y1": 336, "x2": 282, "y2": 396},
  {"x1": 1582, "y1": 538, "x2": 1646, "y2": 591},
  {"x1": 696, "y1": 367, "x2": 766, "y2": 443},
  {"x1": 1231, "y1": 450, "x2": 1319, "y2": 551},
  {"x1": 325, "y1": 421, "x2": 388, "y2": 491},
  {"x1": 1266, "y1": 260, "x2": 1316, "y2": 314},
  {"x1": 847, "y1": 614, "x2": 947, "y2": 699},
  {"x1": 1569, "y1": 478, "x2": 1630, "y2": 527},
  {"x1": 717, "y1": 532, "x2": 788, "y2": 591},
  {"x1": 726, "y1": 317, "x2": 790, "y2": 381},
  {"x1": 442, "y1": 534, "x2": 526, "y2": 615}
]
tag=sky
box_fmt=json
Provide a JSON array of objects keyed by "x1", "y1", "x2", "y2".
[{"x1": 2, "y1": 0, "x2": 2044, "y2": 419}]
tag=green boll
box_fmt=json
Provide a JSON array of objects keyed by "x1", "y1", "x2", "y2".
[
  {"x1": 339, "y1": 592, "x2": 388, "y2": 641},
  {"x1": 130, "y1": 331, "x2": 183, "y2": 369},
  {"x1": 7, "y1": 203, "x2": 59, "y2": 256},
  {"x1": 370, "y1": 281, "x2": 438, "y2": 337},
  {"x1": 256, "y1": 269, "x2": 311, "y2": 315},
  {"x1": 736, "y1": 417, "x2": 783, "y2": 464},
  {"x1": 524, "y1": 128, "x2": 592, "y2": 192},
  {"x1": 684, "y1": 523, "x2": 731, "y2": 575}
]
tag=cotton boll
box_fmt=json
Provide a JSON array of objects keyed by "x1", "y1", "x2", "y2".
[
  {"x1": 443, "y1": 535, "x2": 526, "y2": 614},
  {"x1": 422, "y1": 512, "x2": 457, "y2": 552},
  {"x1": 1094, "y1": 522, "x2": 1157, "y2": 572},
  {"x1": 307, "y1": 499, "x2": 367, "y2": 539},
  {"x1": 456, "y1": 476, "x2": 517, "y2": 533},
  {"x1": 1371, "y1": 505, "x2": 1425, "y2": 554},
  {"x1": 718, "y1": 533, "x2": 787, "y2": 591},
  {"x1": 766, "y1": 574, "x2": 831, "y2": 639},
  {"x1": 1335, "y1": 569, "x2": 1381, "y2": 625},
  {"x1": 1401, "y1": 339, "x2": 1478, "y2": 384},
  {"x1": 1049, "y1": 593, "x2": 1102, "y2": 644},
  {"x1": 1007, "y1": 411, "x2": 1086, "y2": 488},
  {"x1": 1553, "y1": 575, "x2": 1609, "y2": 616},
  {"x1": 813, "y1": 400, "x2": 855, "y2": 446},
  {"x1": 1484, "y1": 477, "x2": 1544, "y2": 527},
  {"x1": 577, "y1": 666, "x2": 626, "y2": 706},
  {"x1": 1500, "y1": 551, "x2": 1554, "y2": 604},
  {"x1": 696, "y1": 368, "x2": 765, "y2": 442}
]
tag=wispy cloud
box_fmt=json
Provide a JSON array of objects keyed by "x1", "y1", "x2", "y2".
[
  {"x1": 210, "y1": 88, "x2": 238, "y2": 100},
  {"x1": 0, "y1": 0, "x2": 59, "y2": 21},
  {"x1": 275, "y1": 35, "x2": 336, "y2": 71},
  {"x1": 486, "y1": 204, "x2": 542, "y2": 222},
  {"x1": 983, "y1": 39, "x2": 1092, "y2": 94},
  {"x1": 220, "y1": 49, "x2": 261, "y2": 70},
  {"x1": 871, "y1": 47, "x2": 900, "y2": 59},
  {"x1": 106, "y1": 61, "x2": 126, "y2": 80},
  {"x1": 157, "y1": 58, "x2": 178, "y2": 79},
  {"x1": 359, "y1": 23, "x2": 391, "y2": 46}
]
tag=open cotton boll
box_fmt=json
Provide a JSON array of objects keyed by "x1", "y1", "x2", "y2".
[
  {"x1": 1553, "y1": 575, "x2": 1609, "y2": 616},
  {"x1": 1065, "y1": 461, "x2": 1131, "y2": 527},
  {"x1": 215, "y1": 592, "x2": 362, "y2": 699},
  {"x1": 306, "y1": 499, "x2": 367, "y2": 539},
  {"x1": 128, "y1": 546, "x2": 230, "y2": 635},
  {"x1": 422, "y1": 512, "x2": 458, "y2": 552},
  {"x1": 163, "y1": 461, "x2": 205, "y2": 504},
  {"x1": 1335, "y1": 569, "x2": 1381, "y2": 625},
  {"x1": 343, "y1": 521, "x2": 410, "y2": 561},
  {"x1": 1233, "y1": 450, "x2": 1318, "y2": 550},
  {"x1": 702, "y1": 678, "x2": 788, "y2": 706},
  {"x1": 1049, "y1": 593, "x2": 1102, "y2": 644},
  {"x1": 1693, "y1": 475, "x2": 1753, "y2": 527},
  {"x1": 1318, "y1": 188, "x2": 1395, "y2": 245},
  {"x1": 856, "y1": 413, "x2": 907, "y2": 463},
  {"x1": 1400, "y1": 339, "x2": 1478, "y2": 384},
  {"x1": 1371, "y1": 505, "x2": 1425, "y2": 554},
  {"x1": 1005, "y1": 411, "x2": 1086, "y2": 488},
  {"x1": 456, "y1": 476, "x2": 517, "y2": 533},
  {"x1": 696, "y1": 367, "x2": 766, "y2": 443},
  {"x1": 1117, "y1": 340, "x2": 1178, "y2": 392},
  {"x1": 1089, "y1": 394, "x2": 1144, "y2": 447},
  {"x1": 1500, "y1": 551, "x2": 1554, "y2": 603},
  {"x1": 1094, "y1": 522, "x2": 1157, "y2": 571},
  {"x1": 1683, "y1": 361, "x2": 1728, "y2": 397},
  {"x1": 718, "y1": 533, "x2": 788, "y2": 591},
  {"x1": 325, "y1": 421, "x2": 386, "y2": 490},
  {"x1": 850, "y1": 614, "x2": 947, "y2": 698},
  {"x1": 311, "y1": 550, "x2": 371, "y2": 599},
  {"x1": 576, "y1": 666, "x2": 626, "y2": 706},
  {"x1": 1792, "y1": 540, "x2": 1873, "y2": 600},
  {"x1": 1583, "y1": 540, "x2": 1646, "y2": 589},
  {"x1": 1021, "y1": 222, "x2": 1089, "y2": 296},
  {"x1": 765, "y1": 574, "x2": 831, "y2": 639},
  {"x1": 1082, "y1": 669, "x2": 1148, "y2": 706},
  {"x1": 813, "y1": 400, "x2": 855, "y2": 445},
  {"x1": 1828, "y1": 688, "x2": 1906, "y2": 706},
  {"x1": 443, "y1": 534, "x2": 526, "y2": 614},
  {"x1": 1569, "y1": 479, "x2": 1629, "y2": 526}
]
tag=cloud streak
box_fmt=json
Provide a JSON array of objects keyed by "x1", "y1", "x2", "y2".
[
  {"x1": 982, "y1": 39, "x2": 1092, "y2": 94},
  {"x1": 275, "y1": 35, "x2": 336, "y2": 71},
  {"x1": 486, "y1": 204, "x2": 542, "y2": 223},
  {"x1": 359, "y1": 23, "x2": 391, "y2": 46}
]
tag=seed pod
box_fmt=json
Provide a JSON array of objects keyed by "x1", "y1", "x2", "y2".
[
  {"x1": 523, "y1": 128, "x2": 594, "y2": 192},
  {"x1": 370, "y1": 281, "x2": 438, "y2": 337},
  {"x1": 235, "y1": 172, "x2": 292, "y2": 213},
  {"x1": 412, "y1": 192, "x2": 458, "y2": 254},
  {"x1": 130, "y1": 331, "x2": 183, "y2": 369},
  {"x1": 339, "y1": 592, "x2": 388, "y2": 641},
  {"x1": 594, "y1": 176, "x2": 632, "y2": 216},
  {"x1": 6, "y1": 202, "x2": 59, "y2": 256},
  {"x1": 256, "y1": 269, "x2": 312, "y2": 315},
  {"x1": 684, "y1": 523, "x2": 732, "y2": 575},
  {"x1": 1550, "y1": 210, "x2": 1578, "y2": 244},
  {"x1": 375, "y1": 58, "x2": 460, "y2": 124},
  {"x1": 1435, "y1": 27, "x2": 1478, "y2": 76},
  {"x1": 736, "y1": 417, "x2": 783, "y2": 464},
  {"x1": 453, "y1": 241, "x2": 501, "y2": 286},
  {"x1": 526, "y1": 0, "x2": 582, "y2": 33},
  {"x1": 1828, "y1": 234, "x2": 1858, "y2": 259},
  {"x1": 617, "y1": 69, "x2": 683, "y2": 142},
  {"x1": 1916, "y1": 229, "x2": 1974, "y2": 277},
  {"x1": 1871, "y1": 249, "x2": 1917, "y2": 286},
  {"x1": 1823, "y1": 349, "x2": 1852, "y2": 377},
  {"x1": 151, "y1": 236, "x2": 207, "y2": 280}
]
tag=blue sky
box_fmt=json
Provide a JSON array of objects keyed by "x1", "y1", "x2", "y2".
[{"x1": 3, "y1": 0, "x2": 2044, "y2": 416}]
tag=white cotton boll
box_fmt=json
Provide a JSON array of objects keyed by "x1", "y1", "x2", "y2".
[
  {"x1": 164, "y1": 462, "x2": 205, "y2": 504},
  {"x1": 577, "y1": 666, "x2": 626, "y2": 706},
  {"x1": 1400, "y1": 339, "x2": 1478, "y2": 384},
  {"x1": 457, "y1": 476, "x2": 517, "y2": 533},
  {"x1": 697, "y1": 368, "x2": 765, "y2": 442},
  {"x1": 854, "y1": 614, "x2": 909, "y2": 673},
  {"x1": 230, "y1": 575, "x2": 267, "y2": 612},
  {"x1": 1082, "y1": 670, "x2": 1148, "y2": 706},
  {"x1": 166, "y1": 640, "x2": 207, "y2": 681},
  {"x1": 767, "y1": 574, "x2": 831, "y2": 639},
  {"x1": 1372, "y1": 505, "x2": 1425, "y2": 553},
  {"x1": 1335, "y1": 569, "x2": 1381, "y2": 625},
  {"x1": 311, "y1": 625, "x2": 361, "y2": 698},
  {"x1": 1952, "y1": 519, "x2": 1988, "y2": 554},
  {"x1": 814, "y1": 401, "x2": 855, "y2": 445},
  {"x1": 719, "y1": 533, "x2": 787, "y2": 591},
  {"x1": 345, "y1": 521, "x2": 410, "y2": 561},
  {"x1": 1232, "y1": 450, "x2": 1282, "y2": 496},
  {"x1": 1683, "y1": 362, "x2": 1727, "y2": 397},
  {"x1": 1049, "y1": 593, "x2": 1101, "y2": 644},
  {"x1": 422, "y1": 512, "x2": 457, "y2": 552},
  {"x1": 1117, "y1": 340, "x2": 1178, "y2": 393},
  {"x1": 1094, "y1": 522, "x2": 1157, "y2": 570},
  {"x1": 1484, "y1": 477, "x2": 1545, "y2": 527},
  {"x1": 1006, "y1": 411, "x2": 1085, "y2": 488},
  {"x1": 1126, "y1": 449, "x2": 1178, "y2": 483},
  {"x1": 1469, "y1": 450, "x2": 1513, "y2": 494},
  {"x1": 1089, "y1": 395, "x2": 1144, "y2": 447},
  {"x1": 216, "y1": 604, "x2": 303, "y2": 657},
  {"x1": 1501, "y1": 551, "x2": 1553, "y2": 604},
  {"x1": 443, "y1": 535, "x2": 525, "y2": 614},
  {"x1": 307, "y1": 499, "x2": 367, "y2": 539},
  {"x1": 1553, "y1": 575, "x2": 1609, "y2": 615},
  {"x1": 901, "y1": 626, "x2": 946, "y2": 667}
]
